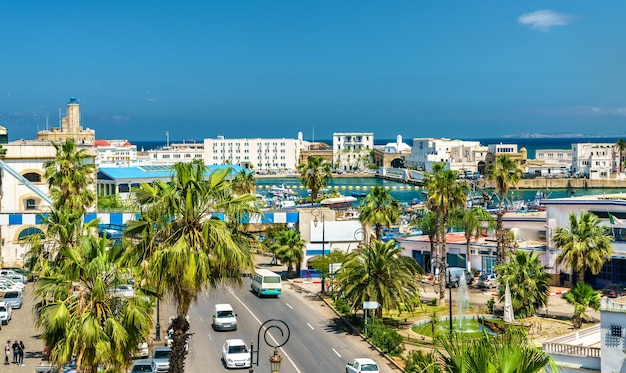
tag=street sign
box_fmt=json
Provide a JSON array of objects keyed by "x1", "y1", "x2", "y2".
[
  {"x1": 363, "y1": 301, "x2": 380, "y2": 309},
  {"x1": 329, "y1": 263, "x2": 342, "y2": 275}
]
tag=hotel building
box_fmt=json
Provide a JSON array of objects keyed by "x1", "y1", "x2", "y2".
[{"x1": 332, "y1": 132, "x2": 374, "y2": 171}]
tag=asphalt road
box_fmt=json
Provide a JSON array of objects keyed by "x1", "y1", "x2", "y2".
[{"x1": 181, "y1": 278, "x2": 400, "y2": 373}]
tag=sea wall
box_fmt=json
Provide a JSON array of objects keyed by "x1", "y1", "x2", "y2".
[{"x1": 475, "y1": 178, "x2": 626, "y2": 190}]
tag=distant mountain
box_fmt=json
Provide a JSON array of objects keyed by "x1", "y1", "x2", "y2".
[{"x1": 503, "y1": 133, "x2": 626, "y2": 139}]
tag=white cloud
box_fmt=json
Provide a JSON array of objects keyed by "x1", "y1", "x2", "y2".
[{"x1": 518, "y1": 10, "x2": 572, "y2": 32}]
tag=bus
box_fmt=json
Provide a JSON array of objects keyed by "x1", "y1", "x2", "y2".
[{"x1": 251, "y1": 269, "x2": 282, "y2": 297}]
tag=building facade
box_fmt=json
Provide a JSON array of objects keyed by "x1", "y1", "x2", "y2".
[
  {"x1": 571, "y1": 143, "x2": 616, "y2": 179},
  {"x1": 332, "y1": 132, "x2": 374, "y2": 171},
  {"x1": 405, "y1": 138, "x2": 484, "y2": 173}
]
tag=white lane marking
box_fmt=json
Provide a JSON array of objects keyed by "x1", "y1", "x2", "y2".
[
  {"x1": 228, "y1": 288, "x2": 303, "y2": 373},
  {"x1": 198, "y1": 315, "x2": 203, "y2": 322},
  {"x1": 208, "y1": 334, "x2": 212, "y2": 341},
  {"x1": 307, "y1": 322, "x2": 314, "y2": 330},
  {"x1": 332, "y1": 348, "x2": 341, "y2": 358},
  {"x1": 285, "y1": 303, "x2": 293, "y2": 310}
]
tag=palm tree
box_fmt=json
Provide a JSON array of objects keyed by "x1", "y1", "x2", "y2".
[
  {"x1": 487, "y1": 155, "x2": 522, "y2": 265},
  {"x1": 424, "y1": 162, "x2": 468, "y2": 302},
  {"x1": 125, "y1": 160, "x2": 259, "y2": 373},
  {"x1": 297, "y1": 155, "x2": 332, "y2": 204},
  {"x1": 275, "y1": 230, "x2": 305, "y2": 279},
  {"x1": 552, "y1": 211, "x2": 614, "y2": 284},
  {"x1": 451, "y1": 207, "x2": 494, "y2": 272},
  {"x1": 43, "y1": 139, "x2": 96, "y2": 212},
  {"x1": 438, "y1": 327, "x2": 556, "y2": 373},
  {"x1": 232, "y1": 169, "x2": 256, "y2": 195},
  {"x1": 615, "y1": 138, "x2": 626, "y2": 173},
  {"x1": 359, "y1": 185, "x2": 401, "y2": 240},
  {"x1": 563, "y1": 282, "x2": 600, "y2": 329},
  {"x1": 336, "y1": 239, "x2": 423, "y2": 318},
  {"x1": 412, "y1": 210, "x2": 438, "y2": 273},
  {"x1": 496, "y1": 251, "x2": 551, "y2": 318},
  {"x1": 34, "y1": 236, "x2": 153, "y2": 373}
]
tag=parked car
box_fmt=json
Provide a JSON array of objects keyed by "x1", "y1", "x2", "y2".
[
  {"x1": 601, "y1": 284, "x2": 626, "y2": 298},
  {"x1": 221, "y1": 339, "x2": 251, "y2": 369},
  {"x1": 151, "y1": 346, "x2": 171, "y2": 373},
  {"x1": 0, "y1": 301, "x2": 12, "y2": 324},
  {"x1": 0, "y1": 277, "x2": 25, "y2": 290},
  {"x1": 2, "y1": 291, "x2": 22, "y2": 309},
  {"x1": 446, "y1": 267, "x2": 474, "y2": 288},
  {"x1": 346, "y1": 358, "x2": 380, "y2": 373},
  {"x1": 477, "y1": 273, "x2": 498, "y2": 289},
  {"x1": 0, "y1": 269, "x2": 26, "y2": 283},
  {"x1": 129, "y1": 359, "x2": 152, "y2": 373},
  {"x1": 133, "y1": 341, "x2": 149, "y2": 359}
]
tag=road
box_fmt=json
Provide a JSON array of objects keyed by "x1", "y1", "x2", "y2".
[{"x1": 182, "y1": 278, "x2": 400, "y2": 373}]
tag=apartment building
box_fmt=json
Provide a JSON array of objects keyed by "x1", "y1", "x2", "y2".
[
  {"x1": 406, "y1": 138, "x2": 485, "y2": 173},
  {"x1": 571, "y1": 142, "x2": 616, "y2": 179},
  {"x1": 332, "y1": 132, "x2": 374, "y2": 171}
]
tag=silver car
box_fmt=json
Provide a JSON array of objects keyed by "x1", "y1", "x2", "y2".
[
  {"x1": 151, "y1": 346, "x2": 171, "y2": 372},
  {"x1": 2, "y1": 291, "x2": 22, "y2": 309}
]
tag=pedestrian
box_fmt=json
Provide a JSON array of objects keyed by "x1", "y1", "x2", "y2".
[
  {"x1": 18, "y1": 341, "x2": 25, "y2": 366},
  {"x1": 4, "y1": 340, "x2": 9, "y2": 365},
  {"x1": 12, "y1": 340, "x2": 19, "y2": 364}
]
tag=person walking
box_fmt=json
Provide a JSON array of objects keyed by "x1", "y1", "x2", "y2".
[
  {"x1": 12, "y1": 340, "x2": 19, "y2": 364},
  {"x1": 18, "y1": 341, "x2": 25, "y2": 366},
  {"x1": 4, "y1": 340, "x2": 10, "y2": 365}
]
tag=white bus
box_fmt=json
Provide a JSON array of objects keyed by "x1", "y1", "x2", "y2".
[{"x1": 251, "y1": 269, "x2": 282, "y2": 297}]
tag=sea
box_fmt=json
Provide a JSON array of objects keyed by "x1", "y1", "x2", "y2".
[{"x1": 129, "y1": 137, "x2": 626, "y2": 204}]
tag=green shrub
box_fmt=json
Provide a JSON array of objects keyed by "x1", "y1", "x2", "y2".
[
  {"x1": 365, "y1": 320, "x2": 404, "y2": 355},
  {"x1": 334, "y1": 297, "x2": 351, "y2": 315},
  {"x1": 486, "y1": 297, "x2": 495, "y2": 314},
  {"x1": 430, "y1": 298, "x2": 438, "y2": 307}
]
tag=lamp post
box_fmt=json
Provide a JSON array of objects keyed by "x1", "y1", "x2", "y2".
[
  {"x1": 269, "y1": 349, "x2": 283, "y2": 373},
  {"x1": 312, "y1": 207, "x2": 326, "y2": 293},
  {"x1": 250, "y1": 319, "x2": 290, "y2": 373},
  {"x1": 155, "y1": 298, "x2": 161, "y2": 341},
  {"x1": 448, "y1": 271, "x2": 453, "y2": 336}
]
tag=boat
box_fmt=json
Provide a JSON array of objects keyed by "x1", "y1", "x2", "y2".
[
  {"x1": 351, "y1": 191, "x2": 367, "y2": 198},
  {"x1": 268, "y1": 184, "x2": 297, "y2": 197}
]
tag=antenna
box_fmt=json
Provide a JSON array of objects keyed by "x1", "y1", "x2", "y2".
[
  {"x1": 46, "y1": 115, "x2": 49, "y2": 130},
  {"x1": 58, "y1": 106, "x2": 62, "y2": 127},
  {"x1": 312, "y1": 126, "x2": 315, "y2": 143}
]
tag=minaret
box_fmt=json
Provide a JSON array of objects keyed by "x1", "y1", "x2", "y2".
[{"x1": 396, "y1": 134, "x2": 402, "y2": 152}]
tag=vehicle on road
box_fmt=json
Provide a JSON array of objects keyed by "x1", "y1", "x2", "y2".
[
  {"x1": 133, "y1": 341, "x2": 149, "y2": 358},
  {"x1": 445, "y1": 267, "x2": 474, "y2": 288},
  {"x1": 0, "y1": 301, "x2": 12, "y2": 324},
  {"x1": 2, "y1": 290, "x2": 22, "y2": 309},
  {"x1": 251, "y1": 268, "x2": 282, "y2": 297},
  {"x1": 0, "y1": 277, "x2": 25, "y2": 291},
  {"x1": 346, "y1": 358, "x2": 380, "y2": 373},
  {"x1": 477, "y1": 273, "x2": 498, "y2": 289},
  {"x1": 222, "y1": 339, "x2": 251, "y2": 369},
  {"x1": 151, "y1": 346, "x2": 171, "y2": 373},
  {"x1": 601, "y1": 283, "x2": 626, "y2": 298},
  {"x1": 0, "y1": 269, "x2": 26, "y2": 283},
  {"x1": 129, "y1": 359, "x2": 153, "y2": 372},
  {"x1": 213, "y1": 303, "x2": 238, "y2": 331}
]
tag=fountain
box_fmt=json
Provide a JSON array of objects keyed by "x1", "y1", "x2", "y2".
[{"x1": 457, "y1": 275, "x2": 470, "y2": 331}]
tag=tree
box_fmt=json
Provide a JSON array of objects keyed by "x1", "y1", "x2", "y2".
[
  {"x1": 563, "y1": 282, "x2": 600, "y2": 329},
  {"x1": 438, "y1": 327, "x2": 556, "y2": 373},
  {"x1": 309, "y1": 249, "x2": 347, "y2": 284},
  {"x1": 275, "y1": 229, "x2": 305, "y2": 279},
  {"x1": 424, "y1": 163, "x2": 469, "y2": 303},
  {"x1": 34, "y1": 236, "x2": 153, "y2": 373},
  {"x1": 336, "y1": 240, "x2": 423, "y2": 318},
  {"x1": 496, "y1": 251, "x2": 551, "y2": 318},
  {"x1": 232, "y1": 169, "x2": 256, "y2": 195},
  {"x1": 487, "y1": 155, "x2": 522, "y2": 265},
  {"x1": 616, "y1": 138, "x2": 626, "y2": 173},
  {"x1": 125, "y1": 161, "x2": 259, "y2": 373},
  {"x1": 359, "y1": 185, "x2": 401, "y2": 240},
  {"x1": 43, "y1": 139, "x2": 96, "y2": 212},
  {"x1": 552, "y1": 211, "x2": 614, "y2": 284},
  {"x1": 451, "y1": 207, "x2": 494, "y2": 272},
  {"x1": 297, "y1": 156, "x2": 332, "y2": 204}
]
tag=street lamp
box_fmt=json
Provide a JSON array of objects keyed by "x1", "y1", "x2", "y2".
[
  {"x1": 250, "y1": 319, "x2": 290, "y2": 373},
  {"x1": 312, "y1": 207, "x2": 326, "y2": 293},
  {"x1": 269, "y1": 349, "x2": 283, "y2": 373},
  {"x1": 155, "y1": 298, "x2": 161, "y2": 341},
  {"x1": 448, "y1": 271, "x2": 453, "y2": 336}
]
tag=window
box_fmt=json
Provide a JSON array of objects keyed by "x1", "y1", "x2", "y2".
[
  {"x1": 18, "y1": 227, "x2": 45, "y2": 240},
  {"x1": 26, "y1": 199, "x2": 36, "y2": 210},
  {"x1": 23, "y1": 172, "x2": 41, "y2": 182}
]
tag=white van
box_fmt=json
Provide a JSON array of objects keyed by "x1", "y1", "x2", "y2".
[{"x1": 213, "y1": 303, "x2": 237, "y2": 331}]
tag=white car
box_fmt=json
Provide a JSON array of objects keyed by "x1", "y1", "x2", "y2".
[
  {"x1": 346, "y1": 358, "x2": 380, "y2": 373},
  {"x1": 0, "y1": 283, "x2": 22, "y2": 293},
  {"x1": 0, "y1": 301, "x2": 12, "y2": 324},
  {"x1": 0, "y1": 277, "x2": 25, "y2": 290},
  {"x1": 222, "y1": 339, "x2": 251, "y2": 369},
  {"x1": 112, "y1": 284, "x2": 134, "y2": 298}
]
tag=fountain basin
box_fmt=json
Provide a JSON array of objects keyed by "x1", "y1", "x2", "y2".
[{"x1": 412, "y1": 316, "x2": 504, "y2": 339}]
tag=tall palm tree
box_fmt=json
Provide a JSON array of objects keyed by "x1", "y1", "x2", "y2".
[
  {"x1": 552, "y1": 211, "x2": 614, "y2": 284},
  {"x1": 438, "y1": 327, "x2": 556, "y2": 373},
  {"x1": 336, "y1": 239, "x2": 422, "y2": 318},
  {"x1": 297, "y1": 155, "x2": 332, "y2": 204},
  {"x1": 412, "y1": 210, "x2": 438, "y2": 273},
  {"x1": 451, "y1": 207, "x2": 494, "y2": 272},
  {"x1": 424, "y1": 162, "x2": 468, "y2": 302},
  {"x1": 34, "y1": 236, "x2": 153, "y2": 373},
  {"x1": 43, "y1": 139, "x2": 96, "y2": 212},
  {"x1": 487, "y1": 155, "x2": 522, "y2": 265},
  {"x1": 563, "y1": 282, "x2": 600, "y2": 329},
  {"x1": 615, "y1": 138, "x2": 626, "y2": 173},
  {"x1": 232, "y1": 169, "x2": 256, "y2": 195},
  {"x1": 496, "y1": 251, "x2": 551, "y2": 318},
  {"x1": 359, "y1": 185, "x2": 401, "y2": 240},
  {"x1": 125, "y1": 160, "x2": 259, "y2": 373},
  {"x1": 275, "y1": 229, "x2": 305, "y2": 279}
]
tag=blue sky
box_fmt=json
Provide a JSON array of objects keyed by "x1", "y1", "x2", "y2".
[{"x1": 1, "y1": 1, "x2": 625, "y2": 141}]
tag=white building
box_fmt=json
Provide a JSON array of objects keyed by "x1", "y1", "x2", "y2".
[
  {"x1": 527, "y1": 149, "x2": 573, "y2": 177},
  {"x1": 139, "y1": 142, "x2": 204, "y2": 166},
  {"x1": 571, "y1": 143, "x2": 616, "y2": 179},
  {"x1": 94, "y1": 139, "x2": 138, "y2": 167},
  {"x1": 382, "y1": 135, "x2": 411, "y2": 154},
  {"x1": 204, "y1": 133, "x2": 308, "y2": 172},
  {"x1": 405, "y1": 138, "x2": 483, "y2": 173},
  {"x1": 333, "y1": 132, "x2": 374, "y2": 171}
]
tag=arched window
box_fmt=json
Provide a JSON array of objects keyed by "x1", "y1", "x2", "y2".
[
  {"x1": 25, "y1": 198, "x2": 37, "y2": 210},
  {"x1": 18, "y1": 227, "x2": 45, "y2": 241},
  {"x1": 23, "y1": 172, "x2": 42, "y2": 183}
]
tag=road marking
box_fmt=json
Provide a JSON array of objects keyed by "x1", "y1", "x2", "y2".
[
  {"x1": 228, "y1": 288, "x2": 303, "y2": 373},
  {"x1": 198, "y1": 315, "x2": 203, "y2": 322},
  {"x1": 208, "y1": 334, "x2": 212, "y2": 341},
  {"x1": 285, "y1": 303, "x2": 293, "y2": 309},
  {"x1": 307, "y1": 322, "x2": 314, "y2": 330},
  {"x1": 332, "y1": 348, "x2": 341, "y2": 357}
]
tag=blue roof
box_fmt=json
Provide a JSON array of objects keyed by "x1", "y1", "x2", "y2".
[{"x1": 98, "y1": 164, "x2": 246, "y2": 181}]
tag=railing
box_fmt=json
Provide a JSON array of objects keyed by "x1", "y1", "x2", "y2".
[{"x1": 542, "y1": 342, "x2": 601, "y2": 358}]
